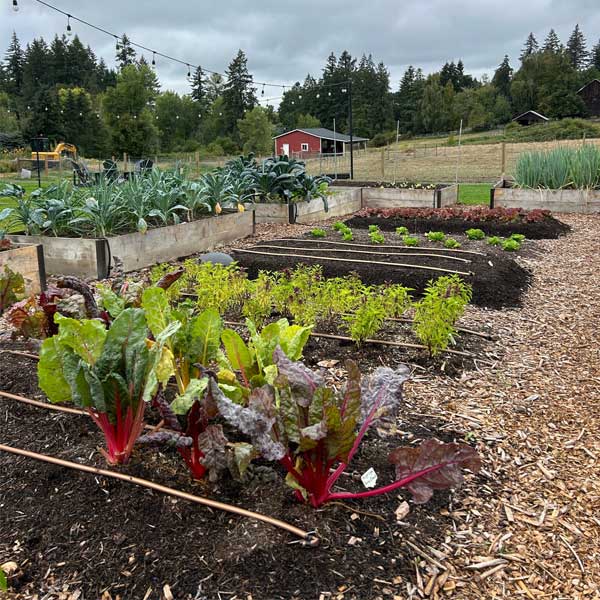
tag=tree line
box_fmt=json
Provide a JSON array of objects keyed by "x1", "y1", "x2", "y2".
[{"x1": 0, "y1": 25, "x2": 599, "y2": 158}]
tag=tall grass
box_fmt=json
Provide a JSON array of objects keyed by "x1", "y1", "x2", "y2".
[{"x1": 513, "y1": 145, "x2": 600, "y2": 189}]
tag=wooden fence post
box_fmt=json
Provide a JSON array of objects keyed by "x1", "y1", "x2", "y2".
[
  {"x1": 44, "y1": 157, "x2": 49, "y2": 176},
  {"x1": 500, "y1": 142, "x2": 506, "y2": 177},
  {"x1": 123, "y1": 152, "x2": 128, "y2": 172},
  {"x1": 381, "y1": 148, "x2": 385, "y2": 178}
]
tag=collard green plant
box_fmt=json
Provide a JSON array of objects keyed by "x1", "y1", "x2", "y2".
[
  {"x1": 214, "y1": 350, "x2": 480, "y2": 507},
  {"x1": 413, "y1": 275, "x2": 472, "y2": 356},
  {"x1": 38, "y1": 309, "x2": 178, "y2": 464}
]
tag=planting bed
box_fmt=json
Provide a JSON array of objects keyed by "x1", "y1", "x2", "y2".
[
  {"x1": 231, "y1": 232, "x2": 531, "y2": 309},
  {"x1": 0, "y1": 341, "x2": 483, "y2": 599},
  {"x1": 346, "y1": 207, "x2": 570, "y2": 239}
]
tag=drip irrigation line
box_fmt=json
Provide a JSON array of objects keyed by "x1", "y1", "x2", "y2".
[
  {"x1": 234, "y1": 249, "x2": 473, "y2": 277},
  {"x1": 382, "y1": 316, "x2": 494, "y2": 340},
  {"x1": 0, "y1": 349, "x2": 40, "y2": 360},
  {"x1": 270, "y1": 239, "x2": 487, "y2": 257},
  {"x1": 255, "y1": 245, "x2": 472, "y2": 264},
  {"x1": 0, "y1": 443, "x2": 319, "y2": 546},
  {"x1": 0, "y1": 390, "x2": 86, "y2": 415}
]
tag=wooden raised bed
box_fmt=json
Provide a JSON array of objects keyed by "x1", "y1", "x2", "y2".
[
  {"x1": 248, "y1": 188, "x2": 362, "y2": 225},
  {"x1": 361, "y1": 184, "x2": 458, "y2": 209},
  {"x1": 492, "y1": 180, "x2": 600, "y2": 213},
  {"x1": 0, "y1": 242, "x2": 46, "y2": 294},
  {"x1": 9, "y1": 210, "x2": 255, "y2": 279}
]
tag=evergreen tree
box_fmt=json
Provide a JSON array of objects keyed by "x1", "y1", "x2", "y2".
[
  {"x1": 591, "y1": 40, "x2": 600, "y2": 70},
  {"x1": 190, "y1": 66, "x2": 207, "y2": 104},
  {"x1": 566, "y1": 24, "x2": 589, "y2": 70},
  {"x1": 4, "y1": 32, "x2": 24, "y2": 100},
  {"x1": 492, "y1": 55, "x2": 513, "y2": 98},
  {"x1": 115, "y1": 34, "x2": 136, "y2": 70},
  {"x1": 543, "y1": 29, "x2": 562, "y2": 54},
  {"x1": 206, "y1": 72, "x2": 224, "y2": 104},
  {"x1": 222, "y1": 50, "x2": 256, "y2": 136},
  {"x1": 520, "y1": 32, "x2": 539, "y2": 61}
]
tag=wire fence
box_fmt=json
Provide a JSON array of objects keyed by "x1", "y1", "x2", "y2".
[{"x1": 306, "y1": 137, "x2": 600, "y2": 183}]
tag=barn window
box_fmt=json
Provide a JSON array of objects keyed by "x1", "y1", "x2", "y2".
[{"x1": 301, "y1": 143, "x2": 309, "y2": 151}]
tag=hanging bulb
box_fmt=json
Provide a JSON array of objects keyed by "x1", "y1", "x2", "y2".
[
  {"x1": 114, "y1": 36, "x2": 120, "y2": 51},
  {"x1": 261, "y1": 85, "x2": 265, "y2": 96},
  {"x1": 79, "y1": 111, "x2": 82, "y2": 116},
  {"x1": 197, "y1": 113, "x2": 201, "y2": 119},
  {"x1": 187, "y1": 64, "x2": 191, "y2": 78},
  {"x1": 66, "y1": 15, "x2": 72, "y2": 37},
  {"x1": 342, "y1": 88, "x2": 347, "y2": 93},
  {"x1": 328, "y1": 91, "x2": 331, "y2": 96},
  {"x1": 151, "y1": 52, "x2": 156, "y2": 69},
  {"x1": 316, "y1": 93, "x2": 320, "y2": 99},
  {"x1": 299, "y1": 94, "x2": 303, "y2": 99},
  {"x1": 12, "y1": 0, "x2": 19, "y2": 12},
  {"x1": 176, "y1": 115, "x2": 180, "y2": 119},
  {"x1": 291, "y1": 101, "x2": 295, "y2": 105}
]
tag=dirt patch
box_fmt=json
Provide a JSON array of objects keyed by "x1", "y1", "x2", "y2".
[
  {"x1": 346, "y1": 209, "x2": 570, "y2": 239},
  {"x1": 0, "y1": 344, "x2": 485, "y2": 599},
  {"x1": 231, "y1": 233, "x2": 532, "y2": 309}
]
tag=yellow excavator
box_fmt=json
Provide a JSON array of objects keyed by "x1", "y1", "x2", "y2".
[{"x1": 30, "y1": 141, "x2": 78, "y2": 161}]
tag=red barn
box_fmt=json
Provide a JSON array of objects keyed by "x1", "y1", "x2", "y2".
[{"x1": 273, "y1": 128, "x2": 369, "y2": 158}]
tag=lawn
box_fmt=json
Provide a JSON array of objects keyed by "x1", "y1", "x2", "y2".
[{"x1": 457, "y1": 183, "x2": 491, "y2": 205}]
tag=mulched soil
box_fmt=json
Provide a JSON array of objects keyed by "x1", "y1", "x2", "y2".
[
  {"x1": 1, "y1": 212, "x2": 600, "y2": 599},
  {"x1": 231, "y1": 230, "x2": 532, "y2": 309},
  {"x1": 345, "y1": 214, "x2": 570, "y2": 239},
  {"x1": 331, "y1": 181, "x2": 442, "y2": 190}
]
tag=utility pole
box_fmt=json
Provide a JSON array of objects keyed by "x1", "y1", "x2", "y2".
[{"x1": 347, "y1": 79, "x2": 354, "y2": 180}]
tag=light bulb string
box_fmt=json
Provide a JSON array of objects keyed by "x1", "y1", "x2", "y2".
[{"x1": 26, "y1": 0, "x2": 352, "y2": 93}]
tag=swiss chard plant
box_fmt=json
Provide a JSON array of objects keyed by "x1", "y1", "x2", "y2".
[
  {"x1": 38, "y1": 309, "x2": 178, "y2": 464},
  {"x1": 0, "y1": 265, "x2": 24, "y2": 315},
  {"x1": 214, "y1": 349, "x2": 480, "y2": 507}
]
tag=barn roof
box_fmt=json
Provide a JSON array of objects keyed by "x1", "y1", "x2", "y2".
[
  {"x1": 512, "y1": 110, "x2": 549, "y2": 122},
  {"x1": 273, "y1": 128, "x2": 369, "y2": 142},
  {"x1": 577, "y1": 79, "x2": 600, "y2": 93}
]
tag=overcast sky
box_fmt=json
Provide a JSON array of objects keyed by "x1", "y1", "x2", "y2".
[{"x1": 2, "y1": 0, "x2": 600, "y2": 101}]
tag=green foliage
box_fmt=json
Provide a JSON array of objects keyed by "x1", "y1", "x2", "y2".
[
  {"x1": 0, "y1": 568, "x2": 6, "y2": 592},
  {"x1": 413, "y1": 275, "x2": 472, "y2": 355},
  {"x1": 465, "y1": 228, "x2": 485, "y2": 240},
  {"x1": 425, "y1": 231, "x2": 445, "y2": 242},
  {"x1": 38, "y1": 309, "x2": 178, "y2": 463},
  {"x1": 310, "y1": 228, "x2": 327, "y2": 238},
  {"x1": 510, "y1": 233, "x2": 526, "y2": 242},
  {"x1": 486, "y1": 235, "x2": 502, "y2": 246},
  {"x1": 402, "y1": 235, "x2": 419, "y2": 246},
  {"x1": 0, "y1": 265, "x2": 25, "y2": 314},
  {"x1": 238, "y1": 106, "x2": 274, "y2": 155},
  {"x1": 502, "y1": 238, "x2": 521, "y2": 251},
  {"x1": 342, "y1": 231, "x2": 354, "y2": 241},
  {"x1": 395, "y1": 226, "x2": 409, "y2": 236},
  {"x1": 369, "y1": 230, "x2": 385, "y2": 244},
  {"x1": 444, "y1": 238, "x2": 461, "y2": 248},
  {"x1": 514, "y1": 145, "x2": 600, "y2": 189}
]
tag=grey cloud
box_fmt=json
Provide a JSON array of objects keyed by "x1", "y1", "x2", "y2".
[{"x1": 2, "y1": 0, "x2": 599, "y2": 95}]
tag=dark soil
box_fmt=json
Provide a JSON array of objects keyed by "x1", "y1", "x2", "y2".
[
  {"x1": 346, "y1": 213, "x2": 570, "y2": 239},
  {"x1": 232, "y1": 234, "x2": 532, "y2": 309},
  {"x1": 0, "y1": 343, "x2": 489, "y2": 599}
]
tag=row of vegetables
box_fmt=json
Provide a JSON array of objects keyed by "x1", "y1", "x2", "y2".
[
  {"x1": 1, "y1": 263, "x2": 480, "y2": 510},
  {"x1": 0, "y1": 155, "x2": 330, "y2": 239}
]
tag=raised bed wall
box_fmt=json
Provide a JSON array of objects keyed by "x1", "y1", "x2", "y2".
[
  {"x1": 249, "y1": 188, "x2": 362, "y2": 225},
  {"x1": 493, "y1": 183, "x2": 600, "y2": 213},
  {"x1": 295, "y1": 188, "x2": 362, "y2": 223},
  {"x1": 0, "y1": 243, "x2": 46, "y2": 294},
  {"x1": 10, "y1": 210, "x2": 255, "y2": 279},
  {"x1": 362, "y1": 184, "x2": 458, "y2": 209}
]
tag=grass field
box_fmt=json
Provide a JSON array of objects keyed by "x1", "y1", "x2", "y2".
[{"x1": 457, "y1": 183, "x2": 490, "y2": 205}]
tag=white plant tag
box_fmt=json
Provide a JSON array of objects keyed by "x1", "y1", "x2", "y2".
[{"x1": 361, "y1": 467, "x2": 378, "y2": 489}]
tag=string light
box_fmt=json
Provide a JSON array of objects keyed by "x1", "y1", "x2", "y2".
[
  {"x1": 261, "y1": 84, "x2": 265, "y2": 96},
  {"x1": 66, "y1": 14, "x2": 72, "y2": 36},
  {"x1": 151, "y1": 52, "x2": 156, "y2": 69},
  {"x1": 12, "y1": 0, "x2": 19, "y2": 12},
  {"x1": 187, "y1": 64, "x2": 191, "y2": 78}
]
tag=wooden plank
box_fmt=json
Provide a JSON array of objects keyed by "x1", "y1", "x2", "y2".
[{"x1": 0, "y1": 243, "x2": 45, "y2": 294}]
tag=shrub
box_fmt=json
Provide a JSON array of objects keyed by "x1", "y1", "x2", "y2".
[
  {"x1": 425, "y1": 231, "x2": 445, "y2": 242},
  {"x1": 402, "y1": 235, "x2": 419, "y2": 246},
  {"x1": 444, "y1": 238, "x2": 461, "y2": 248},
  {"x1": 413, "y1": 275, "x2": 472, "y2": 355},
  {"x1": 465, "y1": 228, "x2": 485, "y2": 240},
  {"x1": 502, "y1": 238, "x2": 521, "y2": 251}
]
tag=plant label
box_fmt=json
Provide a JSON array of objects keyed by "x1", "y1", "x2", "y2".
[{"x1": 361, "y1": 467, "x2": 378, "y2": 489}]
